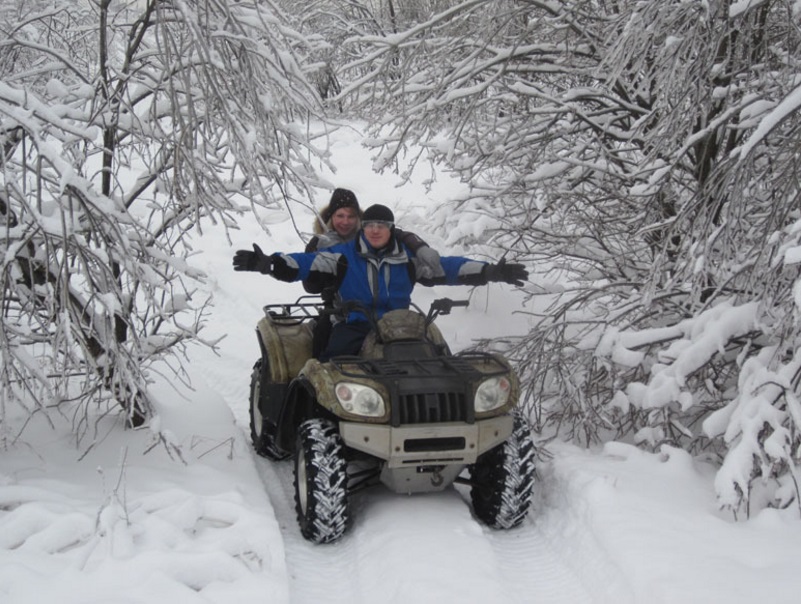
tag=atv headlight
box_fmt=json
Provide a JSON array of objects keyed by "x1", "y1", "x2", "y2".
[
  {"x1": 335, "y1": 382, "x2": 386, "y2": 417},
  {"x1": 475, "y1": 376, "x2": 512, "y2": 413}
]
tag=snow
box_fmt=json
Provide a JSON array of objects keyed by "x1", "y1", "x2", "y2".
[
  {"x1": 4, "y1": 128, "x2": 801, "y2": 604},
  {"x1": 729, "y1": 0, "x2": 769, "y2": 19},
  {"x1": 736, "y1": 81, "x2": 801, "y2": 159}
]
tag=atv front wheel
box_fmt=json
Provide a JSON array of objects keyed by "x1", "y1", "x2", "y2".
[
  {"x1": 249, "y1": 359, "x2": 290, "y2": 460},
  {"x1": 470, "y1": 412, "x2": 536, "y2": 529},
  {"x1": 294, "y1": 418, "x2": 350, "y2": 544}
]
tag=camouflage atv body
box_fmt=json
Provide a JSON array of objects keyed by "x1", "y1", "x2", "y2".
[{"x1": 249, "y1": 296, "x2": 535, "y2": 543}]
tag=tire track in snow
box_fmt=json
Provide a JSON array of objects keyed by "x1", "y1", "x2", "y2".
[
  {"x1": 523, "y1": 456, "x2": 639, "y2": 604},
  {"x1": 257, "y1": 464, "x2": 517, "y2": 604},
  {"x1": 254, "y1": 450, "x2": 610, "y2": 604},
  {"x1": 346, "y1": 489, "x2": 515, "y2": 603},
  {"x1": 483, "y1": 515, "x2": 598, "y2": 603},
  {"x1": 255, "y1": 456, "x2": 369, "y2": 604}
]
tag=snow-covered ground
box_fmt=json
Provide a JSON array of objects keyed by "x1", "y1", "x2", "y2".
[{"x1": 3, "y1": 127, "x2": 801, "y2": 604}]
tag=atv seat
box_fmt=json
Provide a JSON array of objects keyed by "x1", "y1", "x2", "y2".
[{"x1": 360, "y1": 309, "x2": 449, "y2": 359}]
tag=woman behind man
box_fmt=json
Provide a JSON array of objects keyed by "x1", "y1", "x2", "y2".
[
  {"x1": 305, "y1": 188, "x2": 443, "y2": 278},
  {"x1": 302, "y1": 188, "x2": 444, "y2": 354}
]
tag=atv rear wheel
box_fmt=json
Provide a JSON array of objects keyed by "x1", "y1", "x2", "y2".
[
  {"x1": 470, "y1": 412, "x2": 536, "y2": 529},
  {"x1": 294, "y1": 418, "x2": 350, "y2": 544},
  {"x1": 249, "y1": 359, "x2": 290, "y2": 460}
]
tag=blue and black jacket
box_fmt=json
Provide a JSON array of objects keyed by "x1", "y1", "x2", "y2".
[{"x1": 269, "y1": 231, "x2": 489, "y2": 324}]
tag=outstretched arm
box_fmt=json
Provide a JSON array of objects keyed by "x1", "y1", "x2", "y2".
[
  {"x1": 233, "y1": 244, "x2": 273, "y2": 274},
  {"x1": 481, "y1": 258, "x2": 528, "y2": 286},
  {"x1": 396, "y1": 228, "x2": 445, "y2": 280},
  {"x1": 419, "y1": 256, "x2": 527, "y2": 287},
  {"x1": 233, "y1": 245, "x2": 347, "y2": 289}
]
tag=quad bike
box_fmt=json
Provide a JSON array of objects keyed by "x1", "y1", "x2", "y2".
[{"x1": 248, "y1": 295, "x2": 536, "y2": 544}]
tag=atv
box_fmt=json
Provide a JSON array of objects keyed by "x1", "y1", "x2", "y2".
[{"x1": 248, "y1": 295, "x2": 536, "y2": 543}]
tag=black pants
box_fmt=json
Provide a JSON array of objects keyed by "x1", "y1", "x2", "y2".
[
  {"x1": 319, "y1": 321, "x2": 371, "y2": 361},
  {"x1": 312, "y1": 314, "x2": 333, "y2": 358}
]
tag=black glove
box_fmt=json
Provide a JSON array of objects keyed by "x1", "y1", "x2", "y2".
[
  {"x1": 233, "y1": 244, "x2": 272, "y2": 274},
  {"x1": 483, "y1": 258, "x2": 528, "y2": 286}
]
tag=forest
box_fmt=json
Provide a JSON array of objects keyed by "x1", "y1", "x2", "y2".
[{"x1": 2, "y1": 0, "x2": 801, "y2": 517}]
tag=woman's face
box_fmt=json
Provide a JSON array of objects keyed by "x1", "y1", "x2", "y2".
[{"x1": 331, "y1": 207, "x2": 359, "y2": 238}]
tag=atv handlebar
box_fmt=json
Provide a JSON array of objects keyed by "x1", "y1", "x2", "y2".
[
  {"x1": 429, "y1": 298, "x2": 469, "y2": 313},
  {"x1": 426, "y1": 298, "x2": 468, "y2": 325},
  {"x1": 321, "y1": 297, "x2": 469, "y2": 327}
]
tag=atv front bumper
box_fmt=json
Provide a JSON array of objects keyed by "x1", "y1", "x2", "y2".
[
  {"x1": 340, "y1": 416, "x2": 513, "y2": 493},
  {"x1": 340, "y1": 415, "x2": 512, "y2": 467}
]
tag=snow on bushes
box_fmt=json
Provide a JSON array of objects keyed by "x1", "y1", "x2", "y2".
[{"x1": 590, "y1": 299, "x2": 801, "y2": 517}]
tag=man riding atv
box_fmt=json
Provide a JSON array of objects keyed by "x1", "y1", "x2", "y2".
[
  {"x1": 303, "y1": 190, "x2": 444, "y2": 357},
  {"x1": 233, "y1": 203, "x2": 534, "y2": 543},
  {"x1": 233, "y1": 203, "x2": 527, "y2": 359}
]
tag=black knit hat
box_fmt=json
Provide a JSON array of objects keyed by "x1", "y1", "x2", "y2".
[
  {"x1": 362, "y1": 204, "x2": 395, "y2": 224},
  {"x1": 321, "y1": 188, "x2": 360, "y2": 223}
]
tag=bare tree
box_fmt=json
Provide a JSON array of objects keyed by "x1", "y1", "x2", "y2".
[
  {"x1": 333, "y1": 0, "x2": 801, "y2": 515},
  {"x1": 0, "y1": 0, "x2": 327, "y2": 435},
  {"x1": 281, "y1": 0, "x2": 464, "y2": 109}
]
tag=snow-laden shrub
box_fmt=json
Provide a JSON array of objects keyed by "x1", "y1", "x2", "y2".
[
  {"x1": 705, "y1": 347, "x2": 801, "y2": 517},
  {"x1": 506, "y1": 291, "x2": 801, "y2": 518}
]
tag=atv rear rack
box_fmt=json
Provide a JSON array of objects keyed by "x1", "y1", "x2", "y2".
[{"x1": 262, "y1": 296, "x2": 324, "y2": 324}]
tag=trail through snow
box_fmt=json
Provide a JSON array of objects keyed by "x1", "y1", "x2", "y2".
[
  {"x1": 194, "y1": 199, "x2": 602, "y2": 603},
  {"x1": 5, "y1": 125, "x2": 801, "y2": 604}
]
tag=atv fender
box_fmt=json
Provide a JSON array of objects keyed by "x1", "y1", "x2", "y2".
[
  {"x1": 275, "y1": 375, "x2": 321, "y2": 453},
  {"x1": 256, "y1": 315, "x2": 313, "y2": 383}
]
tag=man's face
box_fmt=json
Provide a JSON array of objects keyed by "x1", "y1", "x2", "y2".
[
  {"x1": 363, "y1": 221, "x2": 392, "y2": 249},
  {"x1": 331, "y1": 207, "x2": 359, "y2": 238}
]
